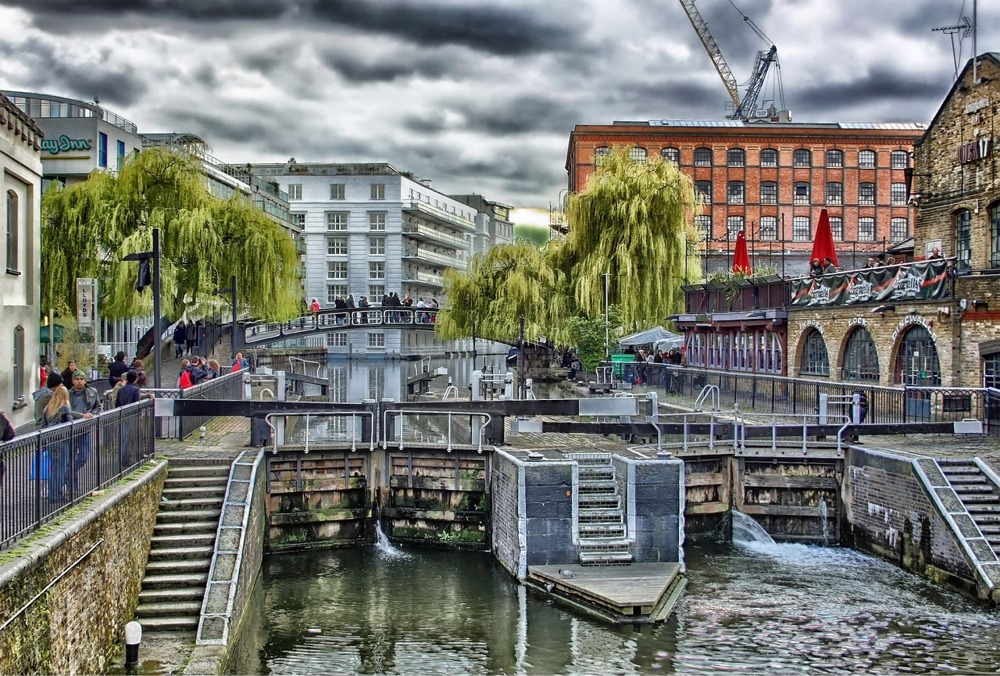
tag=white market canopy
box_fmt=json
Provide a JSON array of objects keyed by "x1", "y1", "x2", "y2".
[{"x1": 618, "y1": 326, "x2": 682, "y2": 348}]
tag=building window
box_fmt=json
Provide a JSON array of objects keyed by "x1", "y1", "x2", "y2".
[
  {"x1": 288, "y1": 184, "x2": 302, "y2": 200},
  {"x1": 327, "y1": 331, "x2": 348, "y2": 347},
  {"x1": 594, "y1": 146, "x2": 610, "y2": 165},
  {"x1": 727, "y1": 148, "x2": 745, "y2": 167},
  {"x1": 760, "y1": 148, "x2": 778, "y2": 167},
  {"x1": 330, "y1": 183, "x2": 345, "y2": 200},
  {"x1": 793, "y1": 182, "x2": 810, "y2": 205},
  {"x1": 991, "y1": 203, "x2": 1000, "y2": 269},
  {"x1": 116, "y1": 140, "x2": 126, "y2": 170},
  {"x1": 759, "y1": 216, "x2": 777, "y2": 241},
  {"x1": 694, "y1": 148, "x2": 712, "y2": 166},
  {"x1": 858, "y1": 217, "x2": 875, "y2": 242},
  {"x1": 895, "y1": 326, "x2": 940, "y2": 385},
  {"x1": 291, "y1": 212, "x2": 306, "y2": 228},
  {"x1": 13, "y1": 325, "x2": 24, "y2": 400},
  {"x1": 727, "y1": 181, "x2": 744, "y2": 205},
  {"x1": 843, "y1": 327, "x2": 880, "y2": 382},
  {"x1": 6, "y1": 189, "x2": 18, "y2": 272},
  {"x1": 327, "y1": 236, "x2": 348, "y2": 256},
  {"x1": 859, "y1": 182, "x2": 875, "y2": 206},
  {"x1": 825, "y1": 182, "x2": 843, "y2": 206},
  {"x1": 858, "y1": 150, "x2": 876, "y2": 169},
  {"x1": 368, "y1": 332, "x2": 386, "y2": 348},
  {"x1": 825, "y1": 150, "x2": 843, "y2": 168},
  {"x1": 694, "y1": 180, "x2": 712, "y2": 202},
  {"x1": 369, "y1": 261, "x2": 385, "y2": 279},
  {"x1": 369, "y1": 236, "x2": 385, "y2": 255},
  {"x1": 955, "y1": 209, "x2": 972, "y2": 271},
  {"x1": 369, "y1": 284, "x2": 386, "y2": 299},
  {"x1": 327, "y1": 284, "x2": 347, "y2": 303},
  {"x1": 891, "y1": 150, "x2": 909, "y2": 169},
  {"x1": 985, "y1": 353, "x2": 1000, "y2": 388},
  {"x1": 629, "y1": 147, "x2": 647, "y2": 164},
  {"x1": 800, "y1": 329, "x2": 830, "y2": 376},
  {"x1": 371, "y1": 183, "x2": 385, "y2": 200},
  {"x1": 368, "y1": 212, "x2": 386, "y2": 231},
  {"x1": 327, "y1": 212, "x2": 348, "y2": 231},
  {"x1": 661, "y1": 147, "x2": 680, "y2": 163},
  {"x1": 792, "y1": 216, "x2": 810, "y2": 241},
  {"x1": 327, "y1": 261, "x2": 348, "y2": 280},
  {"x1": 726, "y1": 215, "x2": 743, "y2": 241},
  {"x1": 890, "y1": 183, "x2": 907, "y2": 205},
  {"x1": 793, "y1": 149, "x2": 811, "y2": 167},
  {"x1": 890, "y1": 218, "x2": 908, "y2": 242},
  {"x1": 760, "y1": 181, "x2": 777, "y2": 205},
  {"x1": 830, "y1": 216, "x2": 844, "y2": 241},
  {"x1": 694, "y1": 215, "x2": 712, "y2": 240},
  {"x1": 98, "y1": 132, "x2": 108, "y2": 168}
]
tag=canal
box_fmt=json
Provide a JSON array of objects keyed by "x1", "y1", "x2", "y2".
[{"x1": 228, "y1": 537, "x2": 1000, "y2": 674}]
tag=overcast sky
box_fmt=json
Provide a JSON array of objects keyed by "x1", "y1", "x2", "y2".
[{"x1": 1, "y1": 0, "x2": 996, "y2": 208}]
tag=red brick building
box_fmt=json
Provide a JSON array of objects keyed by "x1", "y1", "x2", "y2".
[{"x1": 566, "y1": 120, "x2": 926, "y2": 275}]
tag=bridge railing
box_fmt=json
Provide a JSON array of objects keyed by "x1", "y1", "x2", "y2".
[
  {"x1": 243, "y1": 308, "x2": 439, "y2": 344},
  {"x1": 0, "y1": 399, "x2": 155, "y2": 550},
  {"x1": 145, "y1": 370, "x2": 244, "y2": 439}
]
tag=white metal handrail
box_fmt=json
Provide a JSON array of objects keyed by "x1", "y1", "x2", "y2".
[
  {"x1": 264, "y1": 411, "x2": 374, "y2": 453},
  {"x1": 694, "y1": 384, "x2": 720, "y2": 411},
  {"x1": 289, "y1": 356, "x2": 323, "y2": 378},
  {"x1": 648, "y1": 412, "x2": 719, "y2": 453},
  {"x1": 381, "y1": 409, "x2": 492, "y2": 453}
]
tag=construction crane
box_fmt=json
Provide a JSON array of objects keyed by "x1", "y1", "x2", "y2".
[{"x1": 678, "y1": 0, "x2": 785, "y2": 121}]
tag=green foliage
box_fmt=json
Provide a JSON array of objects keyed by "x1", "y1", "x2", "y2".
[
  {"x1": 41, "y1": 147, "x2": 301, "y2": 322},
  {"x1": 565, "y1": 305, "x2": 624, "y2": 372}
]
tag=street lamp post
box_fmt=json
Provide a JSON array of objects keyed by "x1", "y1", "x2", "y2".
[
  {"x1": 213, "y1": 275, "x2": 239, "y2": 363},
  {"x1": 123, "y1": 227, "x2": 162, "y2": 388},
  {"x1": 603, "y1": 271, "x2": 610, "y2": 362}
]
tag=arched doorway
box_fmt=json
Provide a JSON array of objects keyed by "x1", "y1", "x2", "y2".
[
  {"x1": 799, "y1": 329, "x2": 829, "y2": 376},
  {"x1": 841, "y1": 327, "x2": 879, "y2": 382},
  {"x1": 895, "y1": 326, "x2": 941, "y2": 421}
]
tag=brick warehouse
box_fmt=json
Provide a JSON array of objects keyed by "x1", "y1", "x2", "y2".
[
  {"x1": 565, "y1": 120, "x2": 924, "y2": 276},
  {"x1": 674, "y1": 53, "x2": 1000, "y2": 391}
]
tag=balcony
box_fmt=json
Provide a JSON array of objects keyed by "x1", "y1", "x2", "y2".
[
  {"x1": 402, "y1": 246, "x2": 467, "y2": 269},
  {"x1": 403, "y1": 222, "x2": 469, "y2": 249},
  {"x1": 403, "y1": 200, "x2": 476, "y2": 232},
  {"x1": 402, "y1": 270, "x2": 445, "y2": 287}
]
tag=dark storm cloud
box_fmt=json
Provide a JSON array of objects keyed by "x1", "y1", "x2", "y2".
[
  {"x1": 616, "y1": 79, "x2": 726, "y2": 118},
  {"x1": 4, "y1": 0, "x2": 293, "y2": 27},
  {"x1": 794, "y1": 66, "x2": 950, "y2": 116},
  {"x1": 305, "y1": 0, "x2": 577, "y2": 56},
  {"x1": 318, "y1": 48, "x2": 455, "y2": 84},
  {"x1": 454, "y1": 96, "x2": 580, "y2": 135}
]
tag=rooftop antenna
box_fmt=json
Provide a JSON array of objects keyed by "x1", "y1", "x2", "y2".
[
  {"x1": 931, "y1": 16, "x2": 972, "y2": 81},
  {"x1": 973, "y1": 0, "x2": 978, "y2": 83}
]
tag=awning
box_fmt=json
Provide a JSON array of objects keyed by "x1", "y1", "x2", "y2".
[{"x1": 619, "y1": 326, "x2": 682, "y2": 347}]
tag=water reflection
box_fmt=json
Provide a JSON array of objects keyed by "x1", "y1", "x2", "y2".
[
  {"x1": 230, "y1": 542, "x2": 1000, "y2": 675},
  {"x1": 325, "y1": 355, "x2": 510, "y2": 403}
]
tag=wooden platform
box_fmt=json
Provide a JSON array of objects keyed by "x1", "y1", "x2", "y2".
[{"x1": 527, "y1": 563, "x2": 685, "y2": 624}]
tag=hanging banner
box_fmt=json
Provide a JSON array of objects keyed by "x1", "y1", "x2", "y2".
[
  {"x1": 790, "y1": 260, "x2": 949, "y2": 308},
  {"x1": 76, "y1": 277, "x2": 95, "y2": 329}
]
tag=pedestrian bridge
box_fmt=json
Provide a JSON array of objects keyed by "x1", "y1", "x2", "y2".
[{"x1": 243, "y1": 308, "x2": 439, "y2": 346}]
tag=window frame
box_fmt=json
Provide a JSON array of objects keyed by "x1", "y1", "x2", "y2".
[
  {"x1": 858, "y1": 150, "x2": 876, "y2": 169},
  {"x1": 760, "y1": 148, "x2": 778, "y2": 167},
  {"x1": 792, "y1": 216, "x2": 810, "y2": 242},
  {"x1": 327, "y1": 284, "x2": 347, "y2": 303},
  {"x1": 287, "y1": 183, "x2": 302, "y2": 200},
  {"x1": 6, "y1": 189, "x2": 18, "y2": 273},
  {"x1": 858, "y1": 217, "x2": 875, "y2": 242},
  {"x1": 370, "y1": 183, "x2": 386, "y2": 200},
  {"x1": 594, "y1": 146, "x2": 610, "y2": 165},
  {"x1": 890, "y1": 218, "x2": 908, "y2": 243},
  {"x1": 369, "y1": 261, "x2": 385, "y2": 280},
  {"x1": 759, "y1": 181, "x2": 777, "y2": 205},
  {"x1": 661, "y1": 147, "x2": 680, "y2": 164},
  {"x1": 890, "y1": 150, "x2": 909, "y2": 169},
  {"x1": 726, "y1": 148, "x2": 745, "y2": 167},
  {"x1": 890, "y1": 183, "x2": 907, "y2": 205},
  {"x1": 859, "y1": 182, "x2": 875, "y2": 206},
  {"x1": 825, "y1": 182, "x2": 843, "y2": 206},
  {"x1": 727, "y1": 180, "x2": 745, "y2": 205},
  {"x1": 694, "y1": 180, "x2": 712, "y2": 202},
  {"x1": 991, "y1": 203, "x2": 1000, "y2": 269},
  {"x1": 98, "y1": 132, "x2": 108, "y2": 168},
  {"x1": 829, "y1": 216, "x2": 844, "y2": 241},
  {"x1": 326, "y1": 211, "x2": 348, "y2": 231},
  {"x1": 793, "y1": 182, "x2": 810, "y2": 205},
  {"x1": 693, "y1": 147, "x2": 713, "y2": 167},
  {"x1": 842, "y1": 326, "x2": 880, "y2": 382},
  {"x1": 330, "y1": 183, "x2": 346, "y2": 200},
  {"x1": 793, "y1": 149, "x2": 811, "y2": 167},
  {"x1": 955, "y1": 209, "x2": 972, "y2": 271},
  {"x1": 629, "y1": 147, "x2": 647, "y2": 164},
  {"x1": 694, "y1": 215, "x2": 712, "y2": 240},
  {"x1": 327, "y1": 261, "x2": 348, "y2": 280},
  {"x1": 759, "y1": 216, "x2": 778, "y2": 241},
  {"x1": 368, "y1": 211, "x2": 387, "y2": 231},
  {"x1": 369, "y1": 235, "x2": 386, "y2": 256},
  {"x1": 825, "y1": 149, "x2": 844, "y2": 168},
  {"x1": 800, "y1": 329, "x2": 830, "y2": 376},
  {"x1": 726, "y1": 215, "x2": 744, "y2": 241},
  {"x1": 327, "y1": 236, "x2": 348, "y2": 256},
  {"x1": 290, "y1": 212, "x2": 306, "y2": 228}
]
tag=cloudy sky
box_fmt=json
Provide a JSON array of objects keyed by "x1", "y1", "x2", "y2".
[{"x1": 1, "y1": 0, "x2": 996, "y2": 207}]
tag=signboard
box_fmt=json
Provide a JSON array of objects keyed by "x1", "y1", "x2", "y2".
[
  {"x1": 77, "y1": 277, "x2": 95, "y2": 329},
  {"x1": 790, "y1": 260, "x2": 949, "y2": 308},
  {"x1": 40, "y1": 135, "x2": 92, "y2": 156}
]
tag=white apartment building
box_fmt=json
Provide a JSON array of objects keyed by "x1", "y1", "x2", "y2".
[
  {"x1": 251, "y1": 161, "x2": 512, "y2": 356},
  {"x1": 1, "y1": 93, "x2": 44, "y2": 429}
]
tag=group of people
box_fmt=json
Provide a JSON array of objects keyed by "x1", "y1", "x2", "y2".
[
  {"x1": 172, "y1": 320, "x2": 203, "y2": 359},
  {"x1": 808, "y1": 257, "x2": 839, "y2": 278},
  {"x1": 632, "y1": 348, "x2": 684, "y2": 365},
  {"x1": 177, "y1": 355, "x2": 224, "y2": 388},
  {"x1": 311, "y1": 293, "x2": 439, "y2": 325},
  {"x1": 863, "y1": 253, "x2": 900, "y2": 268}
]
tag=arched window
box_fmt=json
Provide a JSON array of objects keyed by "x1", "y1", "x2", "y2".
[
  {"x1": 694, "y1": 147, "x2": 712, "y2": 166},
  {"x1": 990, "y1": 202, "x2": 1000, "y2": 269},
  {"x1": 760, "y1": 148, "x2": 778, "y2": 167},
  {"x1": 6, "y1": 189, "x2": 17, "y2": 272},
  {"x1": 891, "y1": 151, "x2": 909, "y2": 169},
  {"x1": 793, "y1": 149, "x2": 811, "y2": 167},
  {"x1": 594, "y1": 146, "x2": 610, "y2": 166},
  {"x1": 760, "y1": 181, "x2": 777, "y2": 204},
  {"x1": 800, "y1": 329, "x2": 829, "y2": 375},
  {"x1": 826, "y1": 182, "x2": 843, "y2": 205},
  {"x1": 826, "y1": 150, "x2": 844, "y2": 167},
  {"x1": 13, "y1": 326, "x2": 24, "y2": 400},
  {"x1": 727, "y1": 180, "x2": 744, "y2": 204},
  {"x1": 858, "y1": 150, "x2": 876, "y2": 168},
  {"x1": 629, "y1": 147, "x2": 647, "y2": 164},
  {"x1": 661, "y1": 147, "x2": 680, "y2": 164},
  {"x1": 727, "y1": 148, "x2": 745, "y2": 167},
  {"x1": 894, "y1": 326, "x2": 940, "y2": 385},
  {"x1": 955, "y1": 209, "x2": 972, "y2": 271},
  {"x1": 842, "y1": 327, "x2": 880, "y2": 381}
]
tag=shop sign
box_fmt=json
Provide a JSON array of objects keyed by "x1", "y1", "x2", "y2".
[
  {"x1": 76, "y1": 277, "x2": 95, "y2": 329},
  {"x1": 892, "y1": 314, "x2": 937, "y2": 344},
  {"x1": 802, "y1": 319, "x2": 824, "y2": 334},
  {"x1": 958, "y1": 136, "x2": 991, "y2": 164},
  {"x1": 790, "y1": 260, "x2": 949, "y2": 308},
  {"x1": 40, "y1": 135, "x2": 92, "y2": 155}
]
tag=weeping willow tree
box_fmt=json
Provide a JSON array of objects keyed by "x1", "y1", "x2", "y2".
[
  {"x1": 565, "y1": 145, "x2": 701, "y2": 329},
  {"x1": 41, "y1": 147, "x2": 301, "y2": 322},
  {"x1": 436, "y1": 241, "x2": 572, "y2": 345}
]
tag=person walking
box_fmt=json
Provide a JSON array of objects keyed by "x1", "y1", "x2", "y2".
[
  {"x1": 185, "y1": 320, "x2": 198, "y2": 356},
  {"x1": 60, "y1": 359, "x2": 78, "y2": 385},
  {"x1": 310, "y1": 298, "x2": 321, "y2": 327},
  {"x1": 32, "y1": 371, "x2": 62, "y2": 428},
  {"x1": 68, "y1": 370, "x2": 100, "y2": 491},
  {"x1": 0, "y1": 410, "x2": 15, "y2": 488},
  {"x1": 131, "y1": 358, "x2": 148, "y2": 387},
  {"x1": 173, "y1": 321, "x2": 187, "y2": 359},
  {"x1": 41, "y1": 385, "x2": 92, "y2": 501},
  {"x1": 108, "y1": 351, "x2": 129, "y2": 387}
]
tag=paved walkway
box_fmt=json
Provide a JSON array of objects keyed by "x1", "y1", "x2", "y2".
[{"x1": 155, "y1": 415, "x2": 251, "y2": 460}]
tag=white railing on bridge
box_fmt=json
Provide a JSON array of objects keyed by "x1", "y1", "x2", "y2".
[{"x1": 244, "y1": 308, "x2": 438, "y2": 344}]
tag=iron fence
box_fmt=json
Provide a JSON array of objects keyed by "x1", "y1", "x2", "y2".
[
  {"x1": 986, "y1": 389, "x2": 1000, "y2": 437},
  {"x1": 619, "y1": 363, "x2": 987, "y2": 425},
  {"x1": 0, "y1": 399, "x2": 155, "y2": 550},
  {"x1": 145, "y1": 370, "x2": 244, "y2": 440}
]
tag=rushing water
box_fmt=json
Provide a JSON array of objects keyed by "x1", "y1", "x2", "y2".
[{"x1": 228, "y1": 539, "x2": 1000, "y2": 675}]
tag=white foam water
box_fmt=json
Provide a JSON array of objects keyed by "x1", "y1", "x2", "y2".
[
  {"x1": 731, "y1": 509, "x2": 776, "y2": 546},
  {"x1": 375, "y1": 520, "x2": 409, "y2": 559}
]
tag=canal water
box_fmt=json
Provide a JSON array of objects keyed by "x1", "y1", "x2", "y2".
[{"x1": 228, "y1": 536, "x2": 1000, "y2": 675}]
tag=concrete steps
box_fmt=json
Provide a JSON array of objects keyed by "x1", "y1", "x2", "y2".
[
  {"x1": 573, "y1": 455, "x2": 632, "y2": 566},
  {"x1": 135, "y1": 459, "x2": 229, "y2": 635},
  {"x1": 938, "y1": 459, "x2": 1000, "y2": 556}
]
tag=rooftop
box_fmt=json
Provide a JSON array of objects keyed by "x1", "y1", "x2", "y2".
[
  {"x1": 610, "y1": 120, "x2": 927, "y2": 130},
  {"x1": 2, "y1": 90, "x2": 138, "y2": 135}
]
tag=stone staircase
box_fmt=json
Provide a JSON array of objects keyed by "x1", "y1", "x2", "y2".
[
  {"x1": 135, "y1": 459, "x2": 229, "y2": 634},
  {"x1": 573, "y1": 454, "x2": 633, "y2": 565},
  {"x1": 938, "y1": 459, "x2": 1000, "y2": 554}
]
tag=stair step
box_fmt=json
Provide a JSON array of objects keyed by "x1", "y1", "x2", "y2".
[
  {"x1": 145, "y1": 559, "x2": 211, "y2": 575},
  {"x1": 970, "y1": 513, "x2": 1000, "y2": 523},
  {"x1": 148, "y1": 545, "x2": 215, "y2": 561},
  {"x1": 167, "y1": 464, "x2": 232, "y2": 477},
  {"x1": 976, "y1": 524, "x2": 1000, "y2": 535},
  {"x1": 579, "y1": 480, "x2": 618, "y2": 492},
  {"x1": 579, "y1": 524, "x2": 626, "y2": 537},
  {"x1": 154, "y1": 520, "x2": 220, "y2": 536},
  {"x1": 579, "y1": 508, "x2": 624, "y2": 522},
  {"x1": 578, "y1": 495, "x2": 620, "y2": 508},
  {"x1": 138, "y1": 587, "x2": 205, "y2": 603},
  {"x1": 156, "y1": 509, "x2": 221, "y2": 523},
  {"x1": 579, "y1": 551, "x2": 633, "y2": 565},
  {"x1": 135, "y1": 601, "x2": 202, "y2": 618},
  {"x1": 158, "y1": 498, "x2": 225, "y2": 511},
  {"x1": 142, "y1": 572, "x2": 208, "y2": 589},
  {"x1": 956, "y1": 494, "x2": 1000, "y2": 504},
  {"x1": 164, "y1": 475, "x2": 229, "y2": 486},
  {"x1": 133, "y1": 616, "x2": 200, "y2": 632},
  {"x1": 162, "y1": 486, "x2": 228, "y2": 501},
  {"x1": 946, "y1": 474, "x2": 989, "y2": 484},
  {"x1": 579, "y1": 538, "x2": 632, "y2": 549},
  {"x1": 151, "y1": 532, "x2": 217, "y2": 548}
]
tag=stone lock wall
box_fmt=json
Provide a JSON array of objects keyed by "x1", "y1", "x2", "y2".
[
  {"x1": 491, "y1": 451, "x2": 524, "y2": 578},
  {"x1": 0, "y1": 462, "x2": 166, "y2": 675}
]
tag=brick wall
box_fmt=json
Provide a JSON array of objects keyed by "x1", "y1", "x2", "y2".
[
  {"x1": 0, "y1": 462, "x2": 165, "y2": 675},
  {"x1": 490, "y1": 451, "x2": 523, "y2": 578},
  {"x1": 842, "y1": 447, "x2": 974, "y2": 596}
]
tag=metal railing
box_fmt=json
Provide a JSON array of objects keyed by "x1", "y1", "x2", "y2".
[
  {"x1": 144, "y1": 370, "x2": 243, "y2": 439},
  {"x1": 244, "y1": 308, "x2": 438, "y2": 344},
  {"x1": 984, "y1": 388, "x2": 1000, "y2": 438},
  {"x1": 264, "y1": 412, "x2": 374, "y2": 453},
  {"x1": 625, "y1": 363, "x2": 988, "y2": 425},
  {"x1": 0, "y1": 399, "x2": 155, "y2": 550}
]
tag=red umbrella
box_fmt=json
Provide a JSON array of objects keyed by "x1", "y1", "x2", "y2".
[
  {"x1": 810, "y1": 208, "x2": 840, "y2": 268},
  {"x1": 732, "y1": 229, "x2": 752, "y2": 274}
]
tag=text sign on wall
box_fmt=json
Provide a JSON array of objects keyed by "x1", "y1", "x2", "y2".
[
  {"x1": 958, "y1": 137, "x2": 992, "y2": 164},
  {"x1": 77, "y1": 278, "x2": 95, "y2": 329},
  {"x1": 40, "y1": 135, "x2": 92, "y2": 156},
  {"x1": 790, "y1": 260, "x2": 949, "y2": 308}
]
